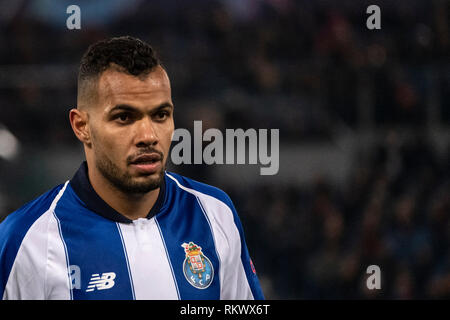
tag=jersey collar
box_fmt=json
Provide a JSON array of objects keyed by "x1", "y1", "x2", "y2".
[{"x1": 69, "y1": 161, "x2": 166, "y2": 224}]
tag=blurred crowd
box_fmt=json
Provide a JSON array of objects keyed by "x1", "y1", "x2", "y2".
[
  {"x1": 0, "y1": 0, "x2": 449, "y2": 299},
  {"x1": 227, "y1": 132, "x2": 449, "y2": 299},
  {"x1": 1, "y1": 0, "x2": 448, "y2": 144}
]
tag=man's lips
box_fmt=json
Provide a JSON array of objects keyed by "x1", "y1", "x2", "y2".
[
  {"x1": 129, "y1": 153, "x2": 163, "y2": 174},
  {"x1": 129, "y1": 153, "x2": 162, "y2": 164}
]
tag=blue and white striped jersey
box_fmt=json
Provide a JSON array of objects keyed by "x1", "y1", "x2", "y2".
[{"x1": 0, "y1": 162, "x2": 264, "y2": 300}]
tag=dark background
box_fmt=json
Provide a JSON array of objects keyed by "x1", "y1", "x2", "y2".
[{"x1": 0, "y1": 0, "x2": 448, "y2": 299}]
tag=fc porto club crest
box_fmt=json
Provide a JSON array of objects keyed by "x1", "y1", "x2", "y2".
[{"x1": 181, "y1": 242, "x2": 214, "y2": 289}]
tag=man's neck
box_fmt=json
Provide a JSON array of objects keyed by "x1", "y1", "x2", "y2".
[{"x1": 88, "y1": 166, "x2": 160, "y2": 221}]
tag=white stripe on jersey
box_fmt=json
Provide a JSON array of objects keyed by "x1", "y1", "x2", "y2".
[{"x1": 116, "y1": 218, "x2": 179, "y2": 299}]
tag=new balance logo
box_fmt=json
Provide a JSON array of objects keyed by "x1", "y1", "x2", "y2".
[{"x1": 85, "y1": 272, "x2": 116, "y2": 292}]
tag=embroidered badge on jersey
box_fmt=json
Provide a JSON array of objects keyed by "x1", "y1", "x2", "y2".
[{"x1": 181, "y1": 242, "x2": 214, "y2": 289}]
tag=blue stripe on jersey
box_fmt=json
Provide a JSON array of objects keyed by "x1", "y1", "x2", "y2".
[
  {"x1": 53, "y1": 184, "x2": 134, "y2": 300},
  {"x1": 154, "y1": 218, "x2": 180, "y2": 299},
  {"x1": 0, "y1": 184, "x2": 64, "y2": 297},
  {"x1": 156, "y1": 175, "x2": 221, "y2": 299},
  {"x1": 165, "y1": 172, "x2": 265, "y2": 300}
]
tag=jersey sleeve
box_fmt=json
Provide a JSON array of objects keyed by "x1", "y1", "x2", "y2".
[
  {"x1": 1, "y1": 212, "x2": 50, "y2": 300},
  {"x1": 0, "y1": 184, "x2": 67, "y2": 300},
  {"x1": 2, "y1": 245, "x2": 47, "y2": 300}
]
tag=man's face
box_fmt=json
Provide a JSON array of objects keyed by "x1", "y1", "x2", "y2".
[{"x1": 87, "y1": 66, "x2": 174, "y2": 194}]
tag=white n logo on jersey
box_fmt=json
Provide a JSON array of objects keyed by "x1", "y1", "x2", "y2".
[{"x1": 85, "y1": 272, "x2": 116, "y2": 292}]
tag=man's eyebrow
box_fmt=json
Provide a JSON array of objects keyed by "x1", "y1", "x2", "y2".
[
  {"x1": 153, "y1": 102, "x2": 174, "y2": 111},
  {"x1": 109, "y1": 102, "x2": 173, "y2": 113},
  {"x1": 109, "y1": 104, "x2": 138, "y2": 113}
]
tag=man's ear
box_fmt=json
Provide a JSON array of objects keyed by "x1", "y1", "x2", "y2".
[{"x1": 69, "y1": 108, "x2": 91, "y2": 146}]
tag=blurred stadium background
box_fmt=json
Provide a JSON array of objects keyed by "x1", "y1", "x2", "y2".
[{"x1": 0, "y1": 0, "x2": 449, "y2": 299}]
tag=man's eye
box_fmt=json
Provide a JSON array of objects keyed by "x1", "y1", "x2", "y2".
[
  {"x1": 155, "y1": 111, "x2": 169, "y2": 120},
  {"x1": 114, "y1": 113, "x2": 131, "y2": 123}
]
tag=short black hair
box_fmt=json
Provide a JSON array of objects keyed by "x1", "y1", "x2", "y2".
[
  {"x1": 77, "y1": 36, "x2": 161, "y2": 107},
  {"x1": 79, "y1": 35, "x2": 161, "y2": 81}
]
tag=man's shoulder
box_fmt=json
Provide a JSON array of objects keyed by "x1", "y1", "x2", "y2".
[
  {"x1": 0, "y1": 184, "x2": 65, "y2": 245},
  {"x1": 0, "y1": 183, "x2": 67, "y2": 297},
  {"x1": 165, "y1": 171, "x2": 234, "y2": 208}
]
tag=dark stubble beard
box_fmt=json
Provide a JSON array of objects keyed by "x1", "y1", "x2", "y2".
[{"x1": 95, "y1": 151, "x2": 165, "y2": 194}]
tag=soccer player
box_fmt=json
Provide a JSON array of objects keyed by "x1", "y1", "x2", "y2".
[{"x1": 0, "y1": 36, "x2": 264, "y2": 300}]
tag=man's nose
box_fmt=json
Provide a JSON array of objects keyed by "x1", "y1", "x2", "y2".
[{"x1": 135, "y1": 118, "x2": 158, "y2": 146}]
